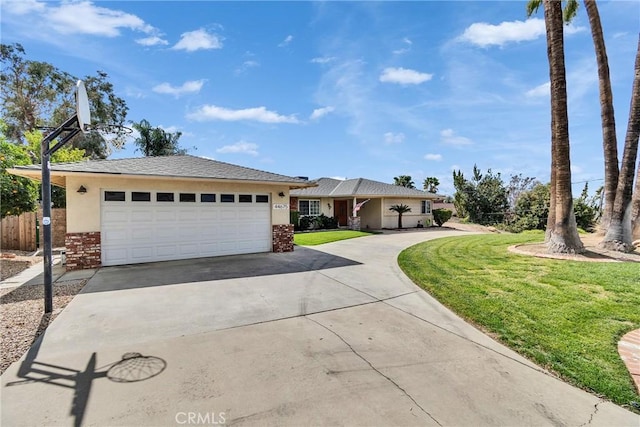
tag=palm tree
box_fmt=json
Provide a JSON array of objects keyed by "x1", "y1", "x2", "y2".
[
  {"x1": 393, "y1": 175, "x2": 415, "y2": 188},
  {"x1": 131, "y1": 119, "x2": 185, "y2": 156},
  {"x1": 423, "y1": 177, "x2": 440, "y2": 193},
  {"x1": 389, "y1": 204, "x2": 411, "y2": 229},
  {"x1": 600, "y1": 35, "x2": 640, "y2": 251},
  {"x1": 528, "y1": 0, "x2": 584, "y2": 253},
  {"x1": 583, "y1": 0, "x2": 619, "y2": 230}
]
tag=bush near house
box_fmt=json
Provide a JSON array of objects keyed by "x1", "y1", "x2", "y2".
[
  {"x1": 297, "y1": 214, "x2": 339, "y2": 231},
  {"x1": 433, "y1": 209, "x2": 452, "y2": 227}
]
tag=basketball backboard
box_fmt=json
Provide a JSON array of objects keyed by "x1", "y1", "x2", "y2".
[{"x1": 76, "y1": 80, "x2": 90, "y2": 133}]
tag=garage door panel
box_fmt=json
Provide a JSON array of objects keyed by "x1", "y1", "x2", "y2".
[{"x1": 101, "y1": 192, "x2": 272, "y2": 266}]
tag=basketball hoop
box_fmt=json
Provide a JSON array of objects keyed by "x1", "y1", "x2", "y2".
[{"x1": 76, "y1": 80, "x2": 91, "y2": 134}]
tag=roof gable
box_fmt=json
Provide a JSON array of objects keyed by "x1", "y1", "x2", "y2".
[{"x1": 291, "y1": 177, "x2": 436, "y2": 198}]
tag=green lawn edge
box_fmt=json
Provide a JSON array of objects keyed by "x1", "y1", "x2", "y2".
[
  {"x1": 397, "y1": 232, "x2": 640, "y2": 411},
  {"x1": 294, "y1": 230, "x2": 378, "y2": 246}
]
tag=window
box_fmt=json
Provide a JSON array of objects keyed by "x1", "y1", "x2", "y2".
[
  {"x1": 180, "y1": 193, "x2": 196, "y2": 202},
  {"x1": 256, "y1": 195, "x2": 269, "y2": 203},
  {"x1": 239, "y1": 194, "x2": 252, "y2": 203},
  {"x1": 104, "y1": 191, "x2": 125, "y2": 202},
  {"x1": 299, "y1": 199, "x2": 320, "y2": 216},
  {"x1": 157, "y1": 192, "x2": 174, "y2": 202},
  {"x1": 421, "y1": 200, "x2": 431, "y2": 214},
  {"x1": 132, "y1": 192, "x2": 151, "y2": 202},
  {"x1": 221, "y1": 194, "x2": 235, "y2": 203},
  {"x1": 201, "y1": 193, "x2": 216, "y2": 203}
]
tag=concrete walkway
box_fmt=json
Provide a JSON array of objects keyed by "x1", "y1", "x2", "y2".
[{"x1": 1, "y1": 229, "x2": 638, "y2": 426}]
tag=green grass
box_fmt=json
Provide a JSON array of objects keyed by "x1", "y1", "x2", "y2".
[
  {"x1": 294, "y1": 230, "x2": 377, "y2": 246},
  {"x1": 398, "y1": 231, "x2": 640, "y2": 410}
]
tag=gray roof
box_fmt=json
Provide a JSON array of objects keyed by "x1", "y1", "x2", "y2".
[
  {"x1": 12, "y1": 155, "x2": 312, "y2": 185},
  {"x1": 291, "y1": 177, "x2": 436, "y2": 198}
]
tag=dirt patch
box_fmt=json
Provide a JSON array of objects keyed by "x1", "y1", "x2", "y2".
[
  {"x1": 510, "y1": 234, "x2": 640, "y2": 263},
  {"x1": 0, "y1": 279, "x2": 86, "y2": 374}
]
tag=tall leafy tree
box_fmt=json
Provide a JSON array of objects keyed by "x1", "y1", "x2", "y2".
[
  {"x1": 0, "y1": 121, "x2": 37, "y2": 217},
  {"x1": 389, "y1": 204, "x2": 411, "y2": 229},
  {"x1": 131, "y1": 119, "x2": 187, "y2": 156},
  {"x1": 393, "y1": 175, "x2": 415, "y2": 188},
  {"x1": 528, "y1": 0, "x2": 584, "y2": 253},
  {"x1": 452, "y1": 165, "x2": 509, "y2": 225},
  {"x1": 423, "y1": 177, "x2": 440, "y2": 193},
  {"x1": 0, "y1": 43, "x2": 128, "y2": 158}
]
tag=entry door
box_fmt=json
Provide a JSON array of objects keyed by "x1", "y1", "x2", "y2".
[{"x1": 335, "y1": 200, "x2": 348, "y2": 226}]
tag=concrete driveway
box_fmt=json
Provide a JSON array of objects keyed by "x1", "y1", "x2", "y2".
[{"x1": 1, "y1": 229, "x2": 638, "y2": 426}]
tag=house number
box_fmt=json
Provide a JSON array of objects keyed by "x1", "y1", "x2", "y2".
[{"x1": 273, "y1": 204, "x2": 289, "y2": 210}]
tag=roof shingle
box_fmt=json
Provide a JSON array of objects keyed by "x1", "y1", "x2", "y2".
[{"x1": 291, "y1": 177, "x2": 435, "y2": 198}]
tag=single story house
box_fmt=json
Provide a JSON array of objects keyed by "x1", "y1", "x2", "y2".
[
  {"x1": 9, "y1": 155, "x2": 314, "y2": 270},
  {"x1": 290, "y1": 177, "x2": 439, "y2": 230}
]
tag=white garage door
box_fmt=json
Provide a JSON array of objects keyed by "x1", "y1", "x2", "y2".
[{"x1": 101, "y1": 190, "x2": 271, "y2": 266}]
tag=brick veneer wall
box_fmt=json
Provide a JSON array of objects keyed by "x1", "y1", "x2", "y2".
[
  {"x1": 290, "y1": 197, "x2": 298, "y2": 211},
  {"x1": 272, "y1": 224, "x2": 294, "y2": 253},
  {"x1": 65, "y1": 232, "x2": 101, "y2": 271}
]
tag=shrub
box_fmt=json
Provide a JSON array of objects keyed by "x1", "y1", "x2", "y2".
[
  {"x1": 290, "y1": 210, "x2": 300, "y2": 230},
  {"x1": 433, "y1": 209, "x2": 453, "y2": 227},
  {"x1": 299, "y1": 216, "x2": 313, "y2": 231},
  {"x1": 313, "y1": 214, "x2": 339, "y2": 230}
]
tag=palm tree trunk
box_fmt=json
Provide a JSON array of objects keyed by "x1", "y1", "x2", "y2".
[
  {"x1": 601, "y1": 35, "x2": 640, "y2": 250},
  {"x1": 632, "y1": 166, "x2": 640, "y2": 240},
  {"x1": 398, "y1": 213, "x2": 402, "y2": 229},
  {"x1": 544, "y1": 0, "x2": 584, "y2": 254},
  {"x1": 584, "y1": 0, "x2": 619, "y2": 232}
]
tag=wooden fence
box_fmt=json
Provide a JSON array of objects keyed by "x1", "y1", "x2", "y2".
[{"x1": 1, "y1": 209, "x2": 67, "y2": 252}]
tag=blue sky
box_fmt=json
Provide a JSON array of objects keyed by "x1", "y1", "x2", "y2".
[{"x1": 1, "y1": 1, "x2": 638, "y2": 195}]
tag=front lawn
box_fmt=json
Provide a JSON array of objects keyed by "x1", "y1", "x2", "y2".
[
  {"x1": 294, "y1": 230, "x2": 376, "y2": 246},
  {"x1": 398, "y1": 232, "x2": 640, "y2": 410}
]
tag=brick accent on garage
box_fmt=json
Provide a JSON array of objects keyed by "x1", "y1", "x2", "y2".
[
  {"x1": 65, "y1": 232, "x2": 101, "y2": 271},
  {"x1": 272, "y1": 224, "x2": 294, "y2": 253}
]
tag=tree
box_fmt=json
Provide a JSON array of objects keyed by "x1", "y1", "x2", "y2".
[
  {"x1": 423, "y1": 177, "x2": 440, "y2": 193},
  {"x1": 527, "y1": 0, "x2": 584, "y2": 253},
  {"x1": 389, "y1": 204, "x2": 411, "y2": 229},
  {"x1": 452, "y1": 165, "x2": 509, "y2": 225},
  {"x1": 511, "y1": 183, "x2": 551, "y2": 233},
  {"x1": 131, "y1": 119, "x2": 187, "y2": 156},
  {"x1": 0, "y1": 121, "x2": 37, "y2": 217},
  {"x1": 393, "y1": 175, "x2": 415, "y2": 189},
  {"x1": 599, "y1": 35, "x2": 640, "y2": 251},
  {"x1": 0, "y1": 43, "x2": 128, "y2": 158},
  {"x1": 433, "y1": 209, "x2": 452, "y2": 227},
  {"x1": 506, "y1": 174, "x2": 538, "y2": 210}
]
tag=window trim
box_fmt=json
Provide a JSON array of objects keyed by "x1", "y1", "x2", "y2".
[
  {"x1": 299, "y1": 199, "x2": 321, "y2": 216},
  {"x1": 421, "y1": 200, "x2": 432, "y2": 214}
]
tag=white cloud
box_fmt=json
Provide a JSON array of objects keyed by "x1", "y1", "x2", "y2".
[
  {"x1": 153, "y1": 80, "x2": 205, "y2": 97},
  {"x1": 440, "y1": 129, "x2": 472, "y2": 146},
  {"x1": 235, "y1": 60, "x2": 260, "y2": 74},
  {"x1": 379, "y1": 67, "x2": 433, "y2": 85},
  {"x1": 384, "y1": 132, "x2": 405, "y2": 144},
  {"x1": 526, "y1": 82, "x2": 550, "y2": 98},
  {"x1": 187, "y1": 105, "x2": 299, "y2": 123},
  {"x1": 216, "y1": 141, "x2": 259, "y2": 156},
  {"x1": 403, "y1": 37, "x2": 413, "y2": 45},
  {"x1": 45, "y1": 1, "x2": 155, "y2": 37},
  {"x1": 136, "y1": 36, "x2": 168, "y2": 46},
  {"x1": 3, "y1": 0, "x2": 45, "y2": 14},
  {"x1": 459, "y1": 18, "x2": 584, "y2": 48},
  {"x1": 424, "y1": 153, "x2": 443, "y2": 161},
  {"x1": 311, "y1": 56, "x2": 336, "y2": 64},
  {"x1": 173, "y1": 28, "x2": 223, "y2": 51},
  {"x1": 310, "y1": 106, "x2": 335, "y2": 120},
  {"x1": 278, "y1": 35, "x2": 293, "y2": 47}
]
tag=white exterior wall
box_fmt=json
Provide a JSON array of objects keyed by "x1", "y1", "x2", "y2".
[
  {"x1": 382, "y1": 198, "x2": 433, "y2": 229},
  {"x1": 65, "y1": 175, "x2": 292, "y2": 233}
]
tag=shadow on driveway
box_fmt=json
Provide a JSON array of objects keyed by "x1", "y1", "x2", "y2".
[{"x1": 83, "y1": 246, "x2": 361, "y2": 293}]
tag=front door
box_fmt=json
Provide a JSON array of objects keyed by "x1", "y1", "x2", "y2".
[{"x1": 335, "y1": 200, "x2": 348, "y2": 226}]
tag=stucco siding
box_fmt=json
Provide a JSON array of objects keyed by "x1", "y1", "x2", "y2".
[
  {"x1": 357, "y1": 198, "x2": 382, "y2": 230},
  {"x1": 382, "y1": 198, "x2": 433, "y2": 229}
]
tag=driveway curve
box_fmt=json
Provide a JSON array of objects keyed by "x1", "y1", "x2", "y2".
[{"x1": 2, "y1": 229, "x2": 638, "y2": 426}]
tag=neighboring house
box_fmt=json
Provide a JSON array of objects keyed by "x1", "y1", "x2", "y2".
[
  {"x1": 9, "y1": 155, "x2": 314, "y2": 270},
  {"x1": 290, "y1": 177, "x2": 439, "y2": 230}
]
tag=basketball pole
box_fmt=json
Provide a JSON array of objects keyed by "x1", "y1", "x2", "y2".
[{"x1": 40, "y1": 115, "x2": 81, "y2": 314}]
